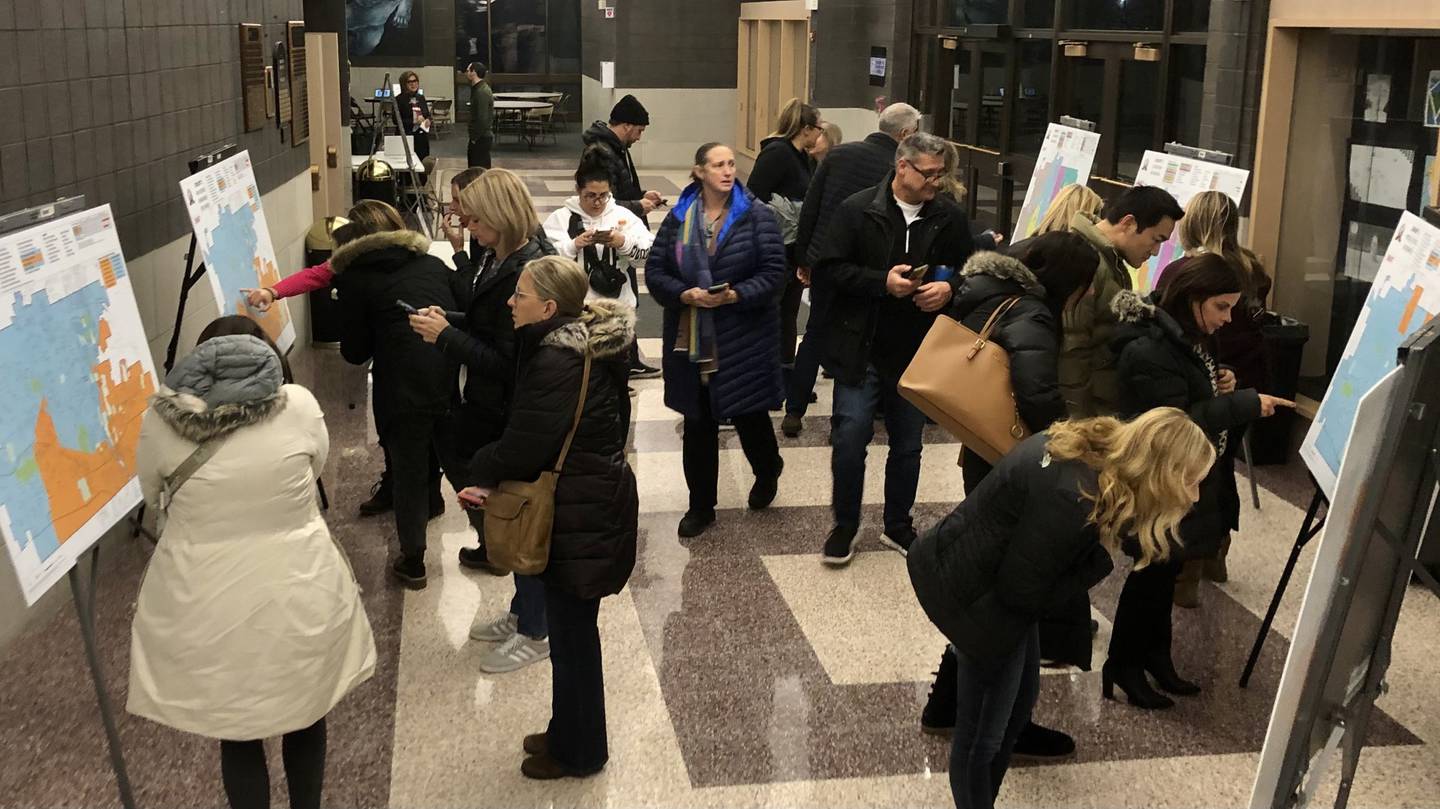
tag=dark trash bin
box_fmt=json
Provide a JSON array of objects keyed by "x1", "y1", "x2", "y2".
[
  {"x1": 305, "y1": 216, "x2": 349, "y2": 349},
  {"x1": 1250, "y1": 313, "x2": 1309, "y2": 465}
]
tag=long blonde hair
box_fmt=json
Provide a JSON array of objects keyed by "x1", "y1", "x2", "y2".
[
  {"x1": 522, "y1": 256, "x2": 589, "y2": 318},
  {"x1": 1047, "y1": 408, "x2": 1215, "y2": 568},
  {"x1": 770, "y1": 98, "x2": 820, "y2": 140},
  {"x1": 1177, "y1": 190, "x2": 1269, "y2": 301},
  {"x1": 1035, "y1": 183, "x2": 1103, "y2": 235},
  {"x1": 459, "y1": 168, "x2": 540, "y2": 255}
]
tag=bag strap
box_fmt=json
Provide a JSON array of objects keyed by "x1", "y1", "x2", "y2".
[
  {"x1": 967, "y1": 296, "x2": 1023, "y2": 359},
  {"x1": 161, "y1": 435, "x2": 229, "y2": 507},
  {"x1": 550, "y1": 346, "x2": 594, "y2": 474}
]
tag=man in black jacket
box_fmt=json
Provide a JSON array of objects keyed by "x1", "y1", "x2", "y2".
[
  {"x1": 782, "y1": 102, "x2": 921, "y2": 437},
  {"x1": 816, "y1": 132, "x2": 975, "y2": 566}
]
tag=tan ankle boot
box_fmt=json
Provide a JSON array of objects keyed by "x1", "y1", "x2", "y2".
[
  {"x1": 1174, "y1": 561, "x2": 1203, "y2": 609},
  {"x1": 1203, "y1": 536, "x2": 1231, "y2": 583}
]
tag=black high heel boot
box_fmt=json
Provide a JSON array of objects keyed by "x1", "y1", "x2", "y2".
[
  {"x1": 1101, "y1": 661, "x2": 1175, "y2": 710},
  {"x1": 1143, "y1": 655, "x2": 1201, "y2": 696}
]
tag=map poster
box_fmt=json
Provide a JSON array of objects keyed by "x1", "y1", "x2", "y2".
[
  {"x1": 1013, "y1": 123, "x2": 1101, "y2": 242},
  {"x1": 1130, "y1": 150, "x2": 1251, "y2": 294},
  {"x1": 0, "y1": 205, "x2": 158, "y2": 605},
  {"x1": 1300, "y1": 211, "x2": 1440, "y2": 498},
  {"x1": 178, "y1": 151, "x2": 296, "y2": 352}
]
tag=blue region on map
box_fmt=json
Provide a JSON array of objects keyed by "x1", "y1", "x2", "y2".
[
  {"x1": 0, "y1": 283, "x2": 112, "y2": 560},
  {"x1": 207, "y1": 202, "x2": 262, "y2": 312},
  {"x1": 1313, "y1": 279, "x2": 1425, "y2": 476}
]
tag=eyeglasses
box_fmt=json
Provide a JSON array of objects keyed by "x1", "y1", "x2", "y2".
[
  {"x1": 905, "y1": 161, "x2": 949, "y2": 184},
  {"x1": 580, "y1": 191, "x2": 612, "y2": 203},
  {"x1": 404, "y1": 78, "x2": 420, "y2": 84}
]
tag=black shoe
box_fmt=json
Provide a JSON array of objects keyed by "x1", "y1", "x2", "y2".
[
  {"x1": 879, "y1": 524, "x2": 917, "y2": 557},
  {"x1": 748, "y1": 458, "x2": 784, "y2": 510},
  {"x1": 781, "y1": 413, "x2": 803, "y2": 438},
  {"x1": 458, "y1": 544, "x2": 506, "y2": 575},
  {"x1": 629, "y1": 361, "x2": 661, "y2": 379},
  {"x1": 358, "y1": 480, "x2": 393, "y2": 517},
  {"x1": 1011, "y1": 721, "x2": 1076, "y2": 761},
  {"x1": 390, "y1": 555, "x2": 427, "y2": 590},
  {"x1": 521, "y1": 751, "x2": 602, "y2": 780},
  {"x1": 822, "y1": 526, "x2": 858, "y2": 567},
  {"x1": 522, "y1": 732, "x2": 548, "y2": 756},
  {"x1": 678, "y1": 509, "x2": 716, "y2": 538},
  {"x1": 428, "y1": 491, "x2": 445, "y2": 520},
  {"x1": 1090, "y1": 618, "x2": 1100, "y2": 636},
  {"x1": 920, "y1": 647, "x2": 958, "y2": 735},
  {"x1": 1143, "y1": 654, "x2": 1202, "y2": 696},
  {"x1": 1101, "y1": 661, "x2": 1174, "y2": 710}
]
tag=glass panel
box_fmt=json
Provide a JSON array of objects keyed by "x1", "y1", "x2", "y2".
[
  {"x1": 547, "y1": 0, "x2": 580, "y2": 74},
  {"x1": 1173, "y1": 0, "x2": 1211, "y2": 31},
  {"x1": 1068, "y1": 0, "x2": 1164, "y2": 30},
  {"x1": 1116, "y1": 59, "x2": 1160, "y2": 180},
  {"x1": 1061, "y1": 56, "x2": 1104, "y2": 127},
  {"x1": 1023, "y1": 0, "x2": 1055, "y2": 28},
  {"x1": 951, "y1": 48, "x2": 973, "y2": 142},
  {"x1": 1014, "y1": 41, "x2": 1052, "y2": 156},
  {"x1": 456, "y1": 0, "x2": 490, "y2": 70},
  {"x1": 491, "y1": 0, "x2": 547, "y2": 74},
  {"x1": 1166, "y1": 44, "x2": 1205, "y2": 148},
  {"x1": 977, "y1": 51, "x2": 1006, "y2": 149},
  {"x1": 943, "y1": 0, "x2": 1008, "y2": 26}
]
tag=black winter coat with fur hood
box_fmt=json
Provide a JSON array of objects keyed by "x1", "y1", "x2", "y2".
[{"x1": 469, "y1": 299, "x2": 639, "y2": 599}]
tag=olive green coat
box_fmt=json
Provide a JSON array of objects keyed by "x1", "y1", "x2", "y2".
[{"x1": 1059, "y1": 211, "x2": 1133, "y2": 417}]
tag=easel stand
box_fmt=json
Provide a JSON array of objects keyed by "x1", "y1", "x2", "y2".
[{"x1": 1239, "y1": 482, "x2": 1330, "y2": 688}]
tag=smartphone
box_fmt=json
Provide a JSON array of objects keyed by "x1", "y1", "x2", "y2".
[
  {"x1": 593, "y1": 229, "x2": 613, "y2": 241},
  {"x1": 396, "y1": 299, "x2": 419, "y2": 315},
  {"x1": 707, "y1": 282, "x2": 731, "y2": 294},
  {"x1": 457, "y1": 490, "x2": 486, "y2": 511},
  {"x1": 906, "y1": 264, "x2": 930, "y2": 281}
]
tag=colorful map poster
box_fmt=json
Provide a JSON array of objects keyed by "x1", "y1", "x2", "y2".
[
  {"x1": 178, "y1": 150, "x2": 295, "y2": 351},
  {"x1": 1013, "y1": 123, "x2": 1101, "y2": 241},
  {"x1": 0, "y1": 205, "x2": 158, "y2": 605},
  {"x1": 1131, "y1": 150, "x2": 1251, "y2": 294},
  {"x1": 1301, "y1": 211, "x2": 1440, "y2": 498}
]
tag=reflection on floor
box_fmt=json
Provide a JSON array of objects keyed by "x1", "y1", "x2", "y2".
[{"x1": 1, "y1": 150, "x2": 1436, "y2": 809}]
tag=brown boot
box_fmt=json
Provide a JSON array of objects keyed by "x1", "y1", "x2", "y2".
[
  {"x1": 1203, "y1": 536, "x2": 1231, "y2": 583},
  {"x1": 1174, "y1": 561, "x2": 1203, "y2": 609}
]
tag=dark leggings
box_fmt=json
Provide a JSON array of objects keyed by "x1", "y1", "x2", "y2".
[{"x1": 219, "y1": 717, "x2": 327, "y2": 809}]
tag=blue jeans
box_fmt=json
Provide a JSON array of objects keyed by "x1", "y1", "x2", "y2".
[
  {"x1": 510, "y1": 574, "x2": 548, "y2": 639},
  {"x1": 785, "y1": 288, "x2": 829, "y2": 417},
  {"x1": 830, "y1": 364, "x2": 927, "y2": 532},
  {"x1": 949, "y1": 628, "x2": 1041, "y2": 809}
]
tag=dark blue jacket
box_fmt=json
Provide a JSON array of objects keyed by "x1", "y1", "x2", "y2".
[{"x1": 645, "y1": 181, "x2": 787, "y2": 420}]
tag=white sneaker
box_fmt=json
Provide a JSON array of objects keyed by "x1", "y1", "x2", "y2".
[
  {"x1": 470, "y1": 611, "x2": 518, "y2": 642},
  {"x1": 479, "y1": 633, "x2": 551, "y2": 673}
]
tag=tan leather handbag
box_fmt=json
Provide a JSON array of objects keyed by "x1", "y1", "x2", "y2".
[
  {"x1": 484, "y1": 348, "x2": 593, "y2": 575},
  {"x1": 898, "y1": 296, "x2": 1028, "y2": 465}
]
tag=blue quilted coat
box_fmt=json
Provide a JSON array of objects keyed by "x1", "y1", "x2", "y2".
[{"x1": 645, "y1": 181, "x2": 787, "y2": 420}]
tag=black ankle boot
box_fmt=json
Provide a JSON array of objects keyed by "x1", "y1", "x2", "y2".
[
  {"x1": 920, "y1": 647, "x2": 958, "y2": 735},
  {"x1": 358, "y1": 479, "x2": 393, "y2": 517},
  {"x1": 1101, "y1": 660, "x2": 1174, "y2": 710},
  {"x1": 1143, "y1": 655, "x2": 1201, "y2": 696},
  {"x1": 1011, "y1": 721, "x2": 1076, "y2": 760}
]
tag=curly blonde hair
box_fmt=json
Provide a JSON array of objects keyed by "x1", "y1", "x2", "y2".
[{"x1": 1046, "y1": 408, "x2": 1214, "y2": 567}]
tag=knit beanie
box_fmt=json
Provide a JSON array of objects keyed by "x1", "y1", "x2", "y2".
[{"x1": 609, "y1": 94, "x2": 650, "y2": 126}]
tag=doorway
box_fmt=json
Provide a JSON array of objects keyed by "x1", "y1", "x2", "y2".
[
  {"x1": 1056, "y1": 41, "x2": 1163, "y2": 181},
  {"x1": 737, "y1": 1, "x2": 811, "y2": 158}
]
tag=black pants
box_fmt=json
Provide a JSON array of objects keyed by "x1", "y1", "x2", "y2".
[
  {"x1": 467, "y1": 136, "x2": 493, "y2": 168},
  {"x1": 1106, "y1": 557, "x2": 1183, "y2": 666},
  {"x1": 383, "y1": 413, "x2": 444, "y2": 560},
  {"x1": 779, "y1": 273, "x2": 805, "y2": 366},
  {"x1": 377, "y1": 438, "x2": 442, "y2": 494},
  {"x1": 434, "y1": 406, "x2": 505, "y2": 539},
  {"x1": 219, "y1": 717, "x2": 326, "y2": 809},
  {"x1": 785, "y1": 286, "x2": 830, "y2": 417},
  {"x1": 545, "y1": 588, "x2": 607, "y2": 772},
  {"x1": 681, "y1": 392, "x2": 781, "y2": 512}
]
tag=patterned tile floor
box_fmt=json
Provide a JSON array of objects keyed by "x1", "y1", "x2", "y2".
[{"x1": 2, "y1": 144, "x2": 1437, "y2": 809}]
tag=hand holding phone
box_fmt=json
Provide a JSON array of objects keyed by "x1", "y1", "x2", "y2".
[
  {"x1": 906, "y1": 264, "x2": 930, "y2": 282},
  {"x1": 594, "y1": 229, "x2": 613, "y2": 241},
  {"x1": 457, "y1": 486, "x2": 491, "y2": 510},
  {"x1": 707, "y1": 282, "x2": 731, "y2": 294},
  {"x1": 396, "y1": 299, "x2": 419, "y2": 315}
]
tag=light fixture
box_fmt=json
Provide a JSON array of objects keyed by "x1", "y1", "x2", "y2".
[
  {"x1": 1134, "y1": 43, "x2": 1161, "y2": 61},
  {"x1": 1060, "y1": 40, "x2": 1088, "y2": 58}
]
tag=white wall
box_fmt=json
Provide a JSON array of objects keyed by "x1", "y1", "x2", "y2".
[
  {"x1": 582, "y1": 75, "x2": 738, "y2": 169},
  {"x1": 0, "y1": 170, "x2": 316, "y2": 651},
  {"x1": 819, "y1": 107, "x2": 880, "y2": 144}
]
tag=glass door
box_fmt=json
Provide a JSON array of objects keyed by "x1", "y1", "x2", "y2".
[{"x1": 1056, "y1": 41, "x2": 1160, "y2": 182}]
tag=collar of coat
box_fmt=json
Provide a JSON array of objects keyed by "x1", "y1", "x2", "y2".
[
  {"x1": 1070, "y1": 212, "x2": 1128, "y2": 271},
  {"x1": 865, "y1": 173, "x2": 948, "y2": 222},
  {"x1": 960, "y1": 251, "x2": 1046, "y2": 297},
  {"x1": 524, "y1": 298, "x2": 637, "y2": 361},
  {"x1": 329, "y1": 229, "x2": 431, "y2": 275},
  {"x1": 668, "y1": 180, "x2": 756, "y2": 241},
  {"x1": 1112, "y1": 289, "x2": 1187, "y2": 342},
  {"x1": 149, "y1": 385, "x2": 287, "y2": 444}
]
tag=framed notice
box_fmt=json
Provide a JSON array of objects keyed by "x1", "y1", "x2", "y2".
[{"x1": 239, "y1": 24, "x2": 266, "y2": 131}]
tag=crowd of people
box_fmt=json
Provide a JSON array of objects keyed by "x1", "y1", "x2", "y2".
[{"x1": 129, "y1": 93, "x2": 1294, "y2": 809}]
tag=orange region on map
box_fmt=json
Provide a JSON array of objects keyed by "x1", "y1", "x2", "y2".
[
  {"x1": 32, "y1": 333, "x2": 156, "y2": 542},
  {"x1": 99, "y1": 256, "x2": 119, "y2": 288},
  {"x1": 234, "y1": 256, "x2": 290, "y2": 342},
  {"x1": 1398, "y1": 284, "x2": 1431, "y2": 334}
]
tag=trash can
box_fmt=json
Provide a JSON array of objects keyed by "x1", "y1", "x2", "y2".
[
  {"x1": 305, "y1": 216, "x2": 349, "y2": 349},
  {"x1": 1250, "y1": 314, "x2": 1309, "y2": 465}
]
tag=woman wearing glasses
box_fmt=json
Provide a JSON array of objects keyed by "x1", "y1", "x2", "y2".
[
  {"x1": 395, "y1": 70, "x2": 432, "y2": 162},
  {"x1": 542, "y1": 155, "x2": 654, "y2": 309}
]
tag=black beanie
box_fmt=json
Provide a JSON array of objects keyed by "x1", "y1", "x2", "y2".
[{"x1": 609, "y1": 94, "x2": 650, "y2": 126}]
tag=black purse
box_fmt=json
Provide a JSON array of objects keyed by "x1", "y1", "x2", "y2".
[{"x1": 568, "y1": 212, "x2": 627, "y2": 297}]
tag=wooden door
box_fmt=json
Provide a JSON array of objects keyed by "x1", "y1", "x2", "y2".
[{"x1": 738, "y1": 2, "x2": 811, "y2": 158}]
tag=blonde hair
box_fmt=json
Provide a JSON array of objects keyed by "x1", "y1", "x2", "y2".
[
  {"x1": 522, "y1": 256, "x2": 589, "y2": 318},
  {"x1": 1177, "y1": 190, "x2": 1268, "y2": 299},
  {"x1": 819, "y1": 121, "x2": 843, "y2": 149},
  {"x1": 1035, "y1": 184, "x2": 1103, "y2": 235},
  {"x1": 937, "y1": 142, "x2": 967, "y2": 204},
  {"x1": 770, "y1": 98, "x2": 820, "y2": 140},
  {"x1": 1046, "y1": 408, "x2": 1215, "y2": 568},
  {"x1": 459, "y1": 168, "x2": 540, "y2": 254}
]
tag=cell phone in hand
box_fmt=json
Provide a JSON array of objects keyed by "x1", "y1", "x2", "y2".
[
  {"x1": 906, "y1": 264, "x2": 930, "y2": 282},
  {"x1": 396, "y1": 299, "x2": 420, "y2": 315},
  {"x1": 457, "y1": 490, "x2": 486, "y2": 510},
  {"x1": 707, "y1": 282, "x2": 731, "y2": 294},
  {"x1": 593, "y1": 229, "x2": 613, "y2": 241}
]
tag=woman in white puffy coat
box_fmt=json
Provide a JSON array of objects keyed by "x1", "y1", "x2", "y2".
[
  {"x1": 542, "y1": 158, "x2": 654, "y2": 309},
  {"x1": 128, "y1": 317, "x2": 375, "y2": 809}
]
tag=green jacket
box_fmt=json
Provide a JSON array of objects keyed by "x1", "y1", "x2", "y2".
[
  {"x1": 468, "y1": 80, "x2": 494, "y2": 140},
  {"x1": 1060, "y1": 211, "x2": 1132, "y2": 417}
]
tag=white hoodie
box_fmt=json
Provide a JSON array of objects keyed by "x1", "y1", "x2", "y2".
[{"x1": 542, "y1": 196, "x2": 654, "y2": 307}]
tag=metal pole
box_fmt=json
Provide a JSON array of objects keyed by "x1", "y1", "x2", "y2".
[{"x1": 68, "y1": 548, "x2": 139, "y2": 809}]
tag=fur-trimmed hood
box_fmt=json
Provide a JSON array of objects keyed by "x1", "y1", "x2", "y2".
[
  {"x1": 329, "y1": 229, "x2": 431, "y2": 276},
  {"x1": 154, "y1": 334, "x2": 287, "y2": 443},
  {"x1": 149, "y1": 386, "x2": 287, "y2": 444},
  {"x1": 540, "y1": 297, "x2": 637, "y2": 361},
  {"x1": 1111, "y1": 289, "x2": 1188, "y2": 349},
  {"x1": 961, "y1": 251, "x2": 1046, "y2": 297}
]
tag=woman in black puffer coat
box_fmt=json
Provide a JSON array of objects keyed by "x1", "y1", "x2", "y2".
[
  {"x1": 461, "y1": 257, "x2": 638, "y2": 781},
  {"x1": 1104, "y1": 254, "x2": 1293, "y2": 711}
]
